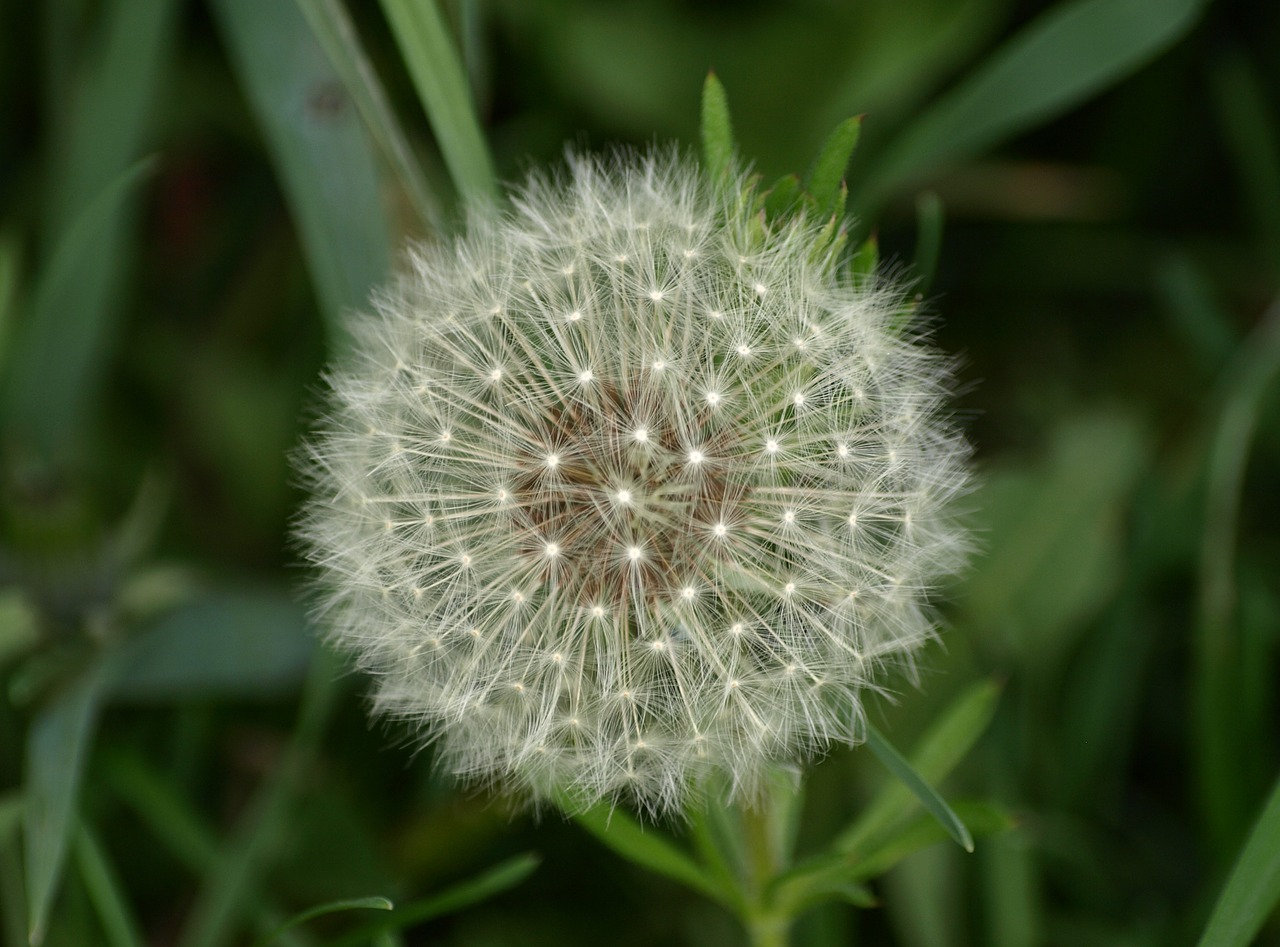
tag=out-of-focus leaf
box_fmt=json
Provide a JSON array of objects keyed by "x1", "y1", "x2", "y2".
[
  {"x1": 4, "y1": 0, "x2": 177, "y2": 459},
  {"x1": 701, "y1": 72, "x2": 735, "y2": 182},
  {"x1": 1155, "y1": 252, "x2": 1237, "y2": 374},
  {"x1": 0, "y1": 228, "x2": 20, "y2": 367},
  {"x1": 859, "y1": 0, "x2": 1209, "y2": 210},
  {"x1": 803, "y1": 116, "x2": 861, "y2": 215},
  {"x1": 962, "y1": 412, "x2": 1149, "y2": 667},
  {"x1": 295, "y1": 0, "x2": 443, "y2": 231},
  {"x1": 75, "y1": 821, "x2": 145, "y2": 947},
  {"x1": 862, "y1": 725, "x2": 974, "y2": 852},
  {"x1": 24, "y1": 662, "x2": 113, "y2": 945},
  {"x1": 0, "y1": 590, "x2": 40, "y2": 667},
  {"x1": 0, "y1": 795, "x2": 22, "y2": 847},
  {"x1": 763, "y1": 174, "x2": 801, "y2": 219},
  {"x1": 839, "y1": 680, "x2": 1001, "y2": 854},
  {"x1": 329, "y1": 854, "x2": 540, "y2": 947},
  {"x1": 253, "y1": 896, "x2": 392, "y2": 947},
  {"x1": 110, "y1": 590, "x2": 315, "y2": 701},
  {"x1": 981, "y1": 830, "x2": 1040, "y2": 947},
  {"x1": 573, "y1": 803, "x2": 732, "y2": 906},
  {"x1": 378, "y1": 0, "x2": 497, "y2": 203},
  {"x1": 1197, "y1": 772, "x2": 1280, "y2": 947},
  {"x1": 913, "y1": 190, "x2": 944, "y2": 293},
  {"x1": 212, "y1": 0, "x2": 394, "y2": 341},
  {"x1": 1, "y1": 159, "x2": 155, "y2": 457}
]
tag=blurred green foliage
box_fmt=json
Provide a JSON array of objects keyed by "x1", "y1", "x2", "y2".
[{"x1": 1, "y1": 0, "x2": 1279, "y2": 944}]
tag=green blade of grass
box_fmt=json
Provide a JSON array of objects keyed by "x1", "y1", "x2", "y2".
[
  {"x1": 1197, "y1": 772, "x2": 1280, "y2": 947},
  {"x1": 1194, "y1": 293, "x2": 1280, "y2": 857},
  {"x1": 378, "y1": 0, "x2": 497, "y2": 204},
  {"x1": 295, "y1": 0, "x2": 443, "y2": 231},
  {"x1": 24, "y1": 663, "x2": 113, "y2": 945},
  {"x1": 839, "y1": 681, "x2": 1000, "y2": 854},
  {"x1": 862, "y1": 724, "x2": 974, "y2": 853},
  {"x1": 74, "y1": 821, "x2": 144, "y2": 947},
  {"x1": 912, "y1": 190, "x2": 945, "y2": 294},
  {"x1": 212, "y1": 0, "x2": 395, "y2": 342},
  {"x1": 252, "y1": 896, "x2": 392, "y2": 947},
  {"x1": 858, "y1": 0, "x2": 1209, "y2": 213},
  {"x1": 573, "y1": 802, "x2": 733, "y2": 906},
  {"x1": 803, "y1": 116, "x2": 862, "y2": 216},
  {"x1": 329, "y1": 854, "x2": 540, "y2": 947}
]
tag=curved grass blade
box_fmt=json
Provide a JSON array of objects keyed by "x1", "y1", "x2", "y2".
[
  {"x1": 329, "y1": 854, "x2": 540, "y2": 947},
  {"x1": 24, "y1": 663, "x2": 113, "y2": 945},
  {"x1": 378, "y1": 0, "x2": 497, "y2": 203},
  {"x1": 859, "y1": 0, "x2": 1209, "y2": 212},
  {"x1": 863, "y1": 724, "x2": 974, "y2": 853},
  {"x1": 1197, "y1": 772, "x2": 1280, "y2": 947},
  {"x1": 75, "y1": 821, "x2": 144, "y2": 947},
  {"x1": 840, "y1": 680, "x2": 1000, "y2": 854},
  {"x1": 573, "y1": 803, "x2": 733, "y2": 906},
  {"x1": 252, "y1": 896, "x2": 392, "y2": 947},
  {"x1": 913, "y1": 191, "x2": 945, "y2": 294}
]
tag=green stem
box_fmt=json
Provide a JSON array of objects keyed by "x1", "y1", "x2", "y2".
[{"x1": 740, "y1": 787, "x2": 791, "y2": 947}]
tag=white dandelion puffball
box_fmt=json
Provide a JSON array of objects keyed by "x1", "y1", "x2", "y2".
[{"x1": 300, "y1": 151, "x2": 969, "y2": 814}]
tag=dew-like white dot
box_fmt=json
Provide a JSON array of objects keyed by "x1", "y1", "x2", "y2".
[
  {"x1": 440, "y1": 430, "x2": 452, "y2": 443},
  {"x1": 627, "y1": 546, "x2": 644, "y2": 562},
  {"x1": 753, "y1": 282, "x2": 768, "y2": 296},
  {"x1": 730, "y1": 623, "x2": 744, "y2": 636},
  {"x1": 632, "y1": 427, "x2": 649, "y2": 443},
  {"x1": 793, "y1": 392, "x2": 806, "y2": 407},
  {"x1": 705, "y1": 391, "x2": 722, "y2": 407},
  {"x1": 783, "y1": 582, "x2": 796, "y2": 596},
  {"x1": 652, "y1": 640, "x2": 667, "y2": 651},
  {"x1": 545, "y1": 453, "x2": 561, "y2": 469},
  {"x1": 512, "y1": 590, "x2": 526, "y2": 603},
  {"x1": 648, "y1": 289, "x2": 665, "y2": 302},
  {"x1": 578, "y1": 369, "x2": 594, "y2": 384},
  {"x1": 591, "y1": 605, "x2": 606, "y2": 618},
  {"x1": 567, "y1": 310, "x2": 583, "y2": 322},
  {"x1": 615, "y1": 489, "x2": 633, "y2": 505},
  {"x1": 736, "y1": 344, "x2": 752, "y2": 356},
  {"x1": 488, "y1": 368, "x2": 503, "y2": 381},
  {"x1": 651, "y1": 360, "x2": 667, "y2": 372},
  {"x1": 765, "y1": 439, "x2": 779, "y2": 455},
  {"x1": 680, "y1": 586, "x2": 696, "y2": 601},
  {"x1": 782, "y1": 510, "x2": 796, "y2": 524},
  {"x1": 847, "y1": 513, "x2": 858, "y2": 526},
  {"x1": 544, "y1": 542, "x2": 561, "y2": 558},
  {"x1": 836, "y1": 442, "x2": 851, "y2": 459},
  {"x1": 460, "y1": 554, "x2": 473, "y2": 567},
  {"x1": 687, "y1": 450, "x2": 705, "y2": 465},
  {"x1": 682, "y1": 248, "x2": 697, "y2": 259},
  {"x1": 552, "y1": 652, "x2": 564, "y2": 664},
  {"x1": 713, "y1": 522, "x2": 728, "y2": 538},
  {"x1": 708, "y1": 310, "x2": 723, "y2": 320}
]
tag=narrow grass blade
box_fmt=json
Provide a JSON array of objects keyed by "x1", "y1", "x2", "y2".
[
  {"x1": 1197, "y1": 772, "x2": 1280, "y2": 947},
  {"x1": 913, "y1": 191, "x2": 945, "y2": 294},
  {"x1": 0, "y1": 795, "x2": 22, "y2": 847},
  {"x1": 1195, "y1": 294, "x2": 1280, "y2": 856},
  {"x1": 573, "y1": 803, "x2": 733, "y2": 905},
  {"x1": 2, "y1": 159, "x2": 155, "y2": 458},
  {"x1": 75, "y1": 821, "x2": 145, "y2": 947},
  {"x1": 378, "y1": 0, "x2": 497, "y2": 203},
  {"x1": 803, "y1": 116, "x2": 862, "y2": 216},
  {"x1": 839, "y1": 680, "x2": 1000, "y2": 854},
  {"x1": 859, "y1": 0, "x2": 1209, "y2": 211},
  {"x1": 863, "y1": 724, "x2": 974, "y2": 853},
  {"x1": 295, "y1": 0, "x2": 443, "y2": 231},
  {"x1": 253, "y1": 896, "x2": 393, "y2": 947},
  {"x1": 329, "y1": 854, "x2": 540, "y2": 947},
  {"x1": 24, "y1": 663, "x2": 113, "y2": 945},
  {"x1": 701, "y1": 72, "x2": 735, "y2": 183},
  {"x1": 212, "y1": 0, "x2": 394, "y2": 341}
]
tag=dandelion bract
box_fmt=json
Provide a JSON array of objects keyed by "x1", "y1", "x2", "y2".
[{"x1": 299, "y1": 151, "x2": 969, "y2": 813}]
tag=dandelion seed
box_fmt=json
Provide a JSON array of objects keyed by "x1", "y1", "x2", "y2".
[{"x1": 298, "y1": 150, "x2": 969, "y2": 815}]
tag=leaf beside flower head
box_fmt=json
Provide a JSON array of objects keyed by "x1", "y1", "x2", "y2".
[
  {"x1": 700, "y1": 71, "x2": 736, "y2": 183},
  {"x1": 804, "y1": 115, "x2": 863, "y2": 217}
]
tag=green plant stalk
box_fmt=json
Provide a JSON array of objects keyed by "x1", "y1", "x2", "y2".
[{"x1": 740, "y1": 786, "x2": 792, "y2": 947}]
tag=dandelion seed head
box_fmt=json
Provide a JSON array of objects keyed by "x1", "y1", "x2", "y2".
[{"x1": 298, "y1": 150, "x2": 969, "y2": 815}]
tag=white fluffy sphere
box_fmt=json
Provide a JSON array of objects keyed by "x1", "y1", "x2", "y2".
[{"x1": 298, "y1": 152, "x2": 969, "y2": 813}]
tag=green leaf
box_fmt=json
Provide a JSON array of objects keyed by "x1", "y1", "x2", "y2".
[
  {"x1": 763, "y1": 175, "x2": 802, "y2": 219},
  {"x1": 24, "y1": 663, "x2": 113, "y2": 945},
  {"x1": 775, "y1": 802, "x2": 1011, "y2": 913},
  {"x1": 912, "y1": 191, "x2": 945, "y2": 294},
  {"x1": 839, "y1": 680, "x2": 1001, "y2": 854},
  {"x1": 862, "y1": 724, "x2": 974, "y2": 852},
  {"x1": 378, "y1": 0, "x2": 498, "y2": 204},
  {"x1": 0, "y1": 795, "x2": 22, "y2": 847},
  {"x1": 849, "y1": 234, "x2": 879, "y2": 282},
  {"x1": 110, "y1": 590, "x2": 315, "y2": 701},
  {"x1": 295, "y1": 0, "x2": 444, "y2": 231},
  {"x1": 329, "y1": 854, "x2": 540, "y2": 947},
  {"x1": 212, "y1": 0, "x2": 394, "y2": 341},
  {"x1": 803, "y1": 116, "x2": 862, "y2": 216},
  {"x1": 701, "y1": 72, "x2": 735, "y2": 182},
  {"x1": 253, "y1": 896, "x2": 393, "y2": 947},
  {"x1": 1197, "y1": 772, "x2": 1280, "y2": 947},
  {"x1": 860, "y1": 0, "x2": 1209, "y2": 211},
  {"x1": 75, "y1": 821, "x2": 145, "y2": 947},
  {"x1": 573, "y1": 803, "x2": 732, "y2": 905},
  {"x1": 0, "y1": 590, "x2": 40, "y2": 667},
  {"x1": 1, "y1": 158, "x2": 156, "y2": 459}
]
